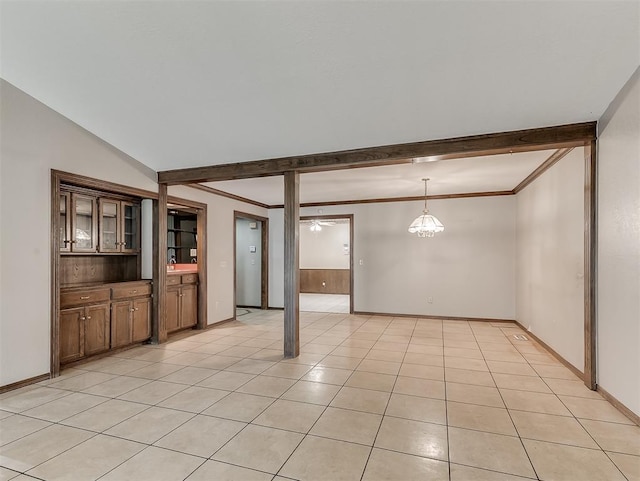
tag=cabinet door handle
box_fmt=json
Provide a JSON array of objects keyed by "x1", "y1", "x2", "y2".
[
  {"x1": 134, "y1": 307, "x2": 139, "y2": 311},
  {"x1": 80, "y1": 316, "x2": 86, "y2": 320},
  {"x1": 130, "y1": 308, "x2": 135, "y2": 312},
  {"x1": 63, "y1": 240, "x2": 70, "y2": 245},
  {"x1": 80, "y1": 296, "x2": 90, "y2": 300},
  {"x1": 86, "y1": 316, "x2": 91, "y2": 320}
]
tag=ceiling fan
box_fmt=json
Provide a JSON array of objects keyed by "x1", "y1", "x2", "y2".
[{"x1": 302, "y1": 219, "x2": 336, "y2": 232}]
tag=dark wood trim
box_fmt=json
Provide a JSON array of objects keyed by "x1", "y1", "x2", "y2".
[
  {"x1": 513, "y1": 148, "x2": 574, "y2": 193},
  {"x1": 300, "y1": 214, "x2": 354, "y2": 314},
  {"x1": 233, "y1": 211, "x2": 270, "y2": 311},
  {"x1": 596, "y1": 385, "x2": 640, "y2": 426},
  {"x1": 349, "y1": 215, "x2": 354, "y2": 314},
  {"x1": 167, "y1": 196, "x2": 207, "y2": 211},
  {"x1": 584, "y1": 141, "x2": 597, "y2": 390},
  {"x1": 51, "y1": 171, "x2": 62, "y2": 377},
  {"x1": 190, "y1": 184, "x2": 271, "y2": 210},
  {"x1": 158, "y1": 123, "x2": 596, "y2": 184},
  {"x1": 53, "y1": 170, "x2": 157, "y2": 199},
  {"x1": 151, "y1": 199, "x2": 160, "y2": 344},
  {"x1": 270, "y1": 190, "x2": 514, "y2": 209},
  {"x1": 283, "y1": 172, "x2": 300, "y2": 358},
  {"x1": 155, "y1": 184, "x2": 168, "y2": 343},
  {"x1": 196, "y1": 204, "x2": 208, "y2": 329},
  {"x1": 355, "y1": 311, "x2": 516, "y2": 323},
  {"x1": 513, "y1": 320, "x2": 584, "y2": 380},
  {"x1": 0, "y1": 373, "x2": 50, "y2": 394}
]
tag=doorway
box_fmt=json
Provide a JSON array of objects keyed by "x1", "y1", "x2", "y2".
[
  {"x1": 234, "y1": 211, "x2": 269, "y2": 311},
  {"x1": 299, "y1": 214, "x2": 353, "y2": 314}
]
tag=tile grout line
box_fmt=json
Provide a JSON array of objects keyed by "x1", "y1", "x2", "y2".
[
  {"x1": 506, "y1": 329, "x2": 633, "y2": 481},
  {"x1": 357, "y1": 315, "x2": 418, "y2": 481},
  {"x1": 469, "y1": 322, "x2": 541, "y2": 480}
]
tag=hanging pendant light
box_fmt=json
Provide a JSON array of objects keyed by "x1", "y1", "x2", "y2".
[{"x1": 408, "y1": 178, "x2": 444, "y2": 238}]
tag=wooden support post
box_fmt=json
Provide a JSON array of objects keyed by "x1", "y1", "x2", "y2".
[
  {"x1": 153, "y1": 183, "x2": 168, "y2": 344},
  {"x1": 284, "y1": 171, "x2": 300, "y2": 358},
  {"x1": 584, "y1": 140, "x2": 597, "y2": 390}
]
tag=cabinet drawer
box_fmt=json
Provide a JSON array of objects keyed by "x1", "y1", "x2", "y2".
[
  {"x1": 181, "y1": 274, "x2": 198, "y2": 284},
  {"x1": 60, "y1": 288, "x2": 110, "y2": 308},
  {"x1": 111, "y1": 283, "x2": 152, "y2": 300},
  {"x1": 166, "y1": 275, "x2": 181, "y2": 286}
]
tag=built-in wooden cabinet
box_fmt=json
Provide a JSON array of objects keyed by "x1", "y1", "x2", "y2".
[
  {"x1": 58, "y1": 193, "x2": 97, "y2": 252},
  {"x1": 98, "y1": 199, "x2": 141, "y2": 253},
  {"x1": 59, "y1": 298, "x2": 110, "y2": 364},
  {"x1": 166, "y1": 273, "x2": 198, "y2": 333},
  {"x1": 60, "y1": 187, "x2": 140, "y2": 255},
  {"x1": 110, "y1": 282, "x2": 152, "y2": 348},
  {"x1": 60, "y1": 281, "x2": 152, "y2": 365}
]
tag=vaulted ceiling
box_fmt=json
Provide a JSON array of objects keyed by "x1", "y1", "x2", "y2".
[{"x1": 1, "y1": 1, "x2": 638, "y2": 181}]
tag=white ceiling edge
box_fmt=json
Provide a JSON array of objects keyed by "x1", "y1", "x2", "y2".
[{"x1": 0, "y1": 1, "x2": 638, "y2": 173}]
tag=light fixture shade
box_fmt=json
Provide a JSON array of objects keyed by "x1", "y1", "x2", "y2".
[
  {"x1": 310, "y1": 223, "x2": 322, "y2": 232},
  {"x1": 408, "y1": 211, "x2": 445, "y2": 238}
]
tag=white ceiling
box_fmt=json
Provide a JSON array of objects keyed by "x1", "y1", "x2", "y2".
[
  {"x1": 205, "y1": 149, "x2": 555, "y2": 205},
  {"x1": 0, "y1": 2, "x2": 638, "y2": 174}
]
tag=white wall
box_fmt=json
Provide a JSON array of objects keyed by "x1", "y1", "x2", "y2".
[
  {"x1": 0, "y1": 80, "x2": 158, "y2": 386},
  {"x1": 235, "y1": 217, "x2": 262, "y2": 307},
  {"x1": 168, "y1": 186, "x2": 268, "y2": 323},
  {"x1": 300, "y1": 223, "x2": 350, "y2": 269},
  {"x1": 515, "y1": 148, "x2": 585, "y2": 371},
  {"x1": 597, "y1": 68, "x2": 640, "y2": 416},
  {"x1": 270, "y1": 196, "x2": 516, "y2": 319}
]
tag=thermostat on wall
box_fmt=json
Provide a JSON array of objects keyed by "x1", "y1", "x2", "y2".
[
  {"x1": 249, "y1": 246, "x2": 257, "y2": 253},
  {"x1": 249, "y1": 222, "x2": 258, "y2": 229}
]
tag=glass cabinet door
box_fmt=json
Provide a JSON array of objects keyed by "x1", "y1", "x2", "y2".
[
  {"x1": 121, "y1": 202, "x2": 140, "y2": 253},
  {"x1": 72, "y1": 194, "x2": 96, "y2": 252},
  {"x1": 99, "y1": 199, "x2": 120, "y2": 252},
  {"x1": 59, "y1": 193, "x2": 71, "y2": 251}
]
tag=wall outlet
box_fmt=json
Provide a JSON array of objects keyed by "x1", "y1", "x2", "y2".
[
  {"x1": 427, "y1": 297, "x2": 433, "y2": 304},
  {"x1": 190, "y1": 248, "x2": 197, "y2": 257},
  {"x1": 359, "y1": 259, "x2": 363, "y2": 266}
]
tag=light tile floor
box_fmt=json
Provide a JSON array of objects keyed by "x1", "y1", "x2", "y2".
[
  {"x1": 0, "y1": 311, "x2": 638, "y2": 481},
  {"x1": 300, "y1": 294, "x2": 350, "y2": 314}
]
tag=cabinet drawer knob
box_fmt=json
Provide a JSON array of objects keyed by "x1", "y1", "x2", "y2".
[
  {"x1": 80, "y1": 296, "x2": 90, "y2": 300},
  {"x1": 80, "y1": 316, "x2": 86, "y2": 320},
  {"x1": 86, "y1": 316, "x2": 91, "y2": 320},
  {"x1": 134, "y1": 307, "x2": 139, "y2": 311},
  {"x1": 130, "y1": 290, "x2": 138, "y2": 294},
  {"x1": 130, "y1": 308, "x2": 135, "y2": 312}
]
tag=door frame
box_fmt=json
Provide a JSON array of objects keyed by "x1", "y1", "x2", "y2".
[
  {"x1": 300, "y1": 214, "x2": 354, "y2": 315},
  {"x1": 233, "y1": 211, "x2": 269, "y2": 310}
]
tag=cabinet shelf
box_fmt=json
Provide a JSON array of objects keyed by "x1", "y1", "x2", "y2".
[{"x1": 168, "y1": 229, "x2": 197, "y2": 234}]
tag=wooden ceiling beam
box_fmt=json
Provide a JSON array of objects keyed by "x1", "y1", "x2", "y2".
[{"x1": 157, "y1": 122, "x2": 596, "y2": 185}]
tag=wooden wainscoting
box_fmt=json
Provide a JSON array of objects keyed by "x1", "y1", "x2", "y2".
[{"x1": 300, "y1": 269, "x2": 350, "y2": 295}]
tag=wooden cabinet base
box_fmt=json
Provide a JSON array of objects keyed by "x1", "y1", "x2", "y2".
[
  {"x1": 166, "y1": 273, "x2": 198, "y2": 334},
  {"x1": 60, "y1": 280, "x2": 152, "y2": 365}
]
